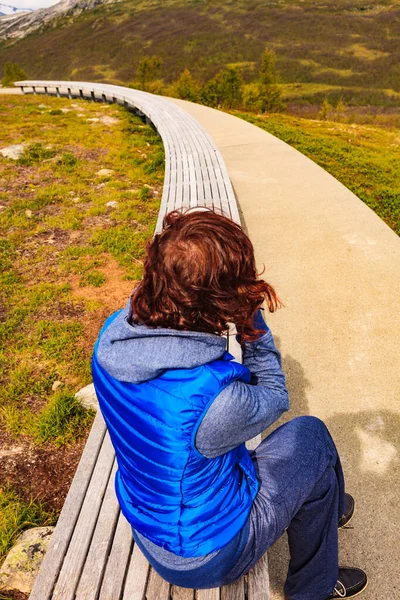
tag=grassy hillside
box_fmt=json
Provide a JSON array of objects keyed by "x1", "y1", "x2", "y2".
[
  {"x1": 1, "y1": 0, "x2": 400, "y2": 109},
  {"x1": 233, "y1": 110, "x2": 400, "y2": 235}
]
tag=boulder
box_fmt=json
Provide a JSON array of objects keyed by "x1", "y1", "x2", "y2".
[
  {"x1": 0, "y1": 527, "x2": 55, "y2": 595},
  {"x1": 95, "y1": 169, "x2": 114, "y2": 178},
  {"x1": 0, "y1": 144, "x2": 27, "y2": 160},
  {"x1": 51, "y1": 380, "x2": 63, "y2": 392},
  {"x1": 75, "y1": 383, "x2": 98, "y2": 411}
]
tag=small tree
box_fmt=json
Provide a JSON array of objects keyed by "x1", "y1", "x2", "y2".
[
  {"x1": 257, "y1": 49, "x2": 284, "y2": 113},
  {"x1": 319, "y1": 98, "x2": 332, "y2": 120},
  {"x1": 2, "y1": 62, "x2": 27, "y2": 87},
  {"x1": 200, "y1": 68, "x2": 243, "y2": 109},
  {"x1": 200, "y1": 72, "x2": 226, "y2": 108},
  {"x1": 242, "y1": 83, "x2": 261, "y2": 112},
  {"x1": 136, "y1": 56, "x2": 163, "y2": 91},
  {"x1": 219, "y1": 67, "x2": 243, "y2": 109},
  {"x1": 174, "y1": 69, "x2": 200, "y2": 102},
  {"x1": 335, "y1": 97, "x2": 346, "y2": 119}
]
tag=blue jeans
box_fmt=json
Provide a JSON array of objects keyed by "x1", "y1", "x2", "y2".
[{"x1": 134, "y1": 416, "x2": 345, "y2": 600}]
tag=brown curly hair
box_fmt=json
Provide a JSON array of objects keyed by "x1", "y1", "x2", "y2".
[{"x1": 130, "y1": 208, "x2": 282, "y2": 342}]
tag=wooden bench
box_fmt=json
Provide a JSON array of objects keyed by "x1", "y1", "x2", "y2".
[{"x1": 15, "y1": 81, "x2": 270, "y2": 600}]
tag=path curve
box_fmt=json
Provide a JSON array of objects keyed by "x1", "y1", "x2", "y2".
[{"x1": 167, "y1": 98, "x2": 400, "y2": 600}]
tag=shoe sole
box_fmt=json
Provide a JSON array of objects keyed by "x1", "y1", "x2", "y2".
[
  {"x1": 284, "y1": 575, "x2": 368, "y2": 599},
  {"x1": 346, "y1": 577, "x2": 368, "y2": 598},
  {"x1": 339, "y1": 498, "x2": 355, "y2": 529}
]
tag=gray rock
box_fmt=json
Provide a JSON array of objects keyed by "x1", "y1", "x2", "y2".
[
  {"x1": 75, "y1": 383, "x2": 98, "y2": 411},
  {"x1": 96, "y1": 169, "x2": 114, "y2": 177},
  {"x1": 0, "y1": 526, "x2": 54, "y2": 595},
  {"x1": 0, "y1": 0, "x2": 117, "y2": 42},
  {"x1": 106, "y1": 201, "x2": 118, "y2": 208},
  {"x1": 51, "y1": 380, "x2": 63, "y2": 392},
  {"x1": 100, "y1": 116, "x2": 119, "y2": 126},
  {"x1": 0, "y1": 143, "x2": 27, "y2": 160}
]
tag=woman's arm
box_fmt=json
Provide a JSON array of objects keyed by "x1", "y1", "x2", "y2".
[{"x1": 195, "y1": 310, "x2": 289, "y2": 458}]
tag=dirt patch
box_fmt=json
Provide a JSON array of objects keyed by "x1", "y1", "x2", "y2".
[
  {"x1": 34, "y1": 298, "x2": 87, "y2": 323},
  {"x1": 0, "y1": 589, "x2": 28, "y2": 600},
  {"x1": 81, "y1": 214, "x2": 116, "y2": 229},
  {"x1": 0, "y1": 427, "x2": 87, "y2": 512},
  {"x1": 71, "y1": 258, "x2": 138, "y2": 355},
  {"x1": 0, "y1": 166, "x2": 54, "y2": 196}
]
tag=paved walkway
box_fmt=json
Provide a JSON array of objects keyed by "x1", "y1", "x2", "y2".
[
  {"x1": 168, "y1": 98, "x2": 400, "y2": 600},
  {"x1": 0, "y1": 87, "x2": 22, "y2": 94}
]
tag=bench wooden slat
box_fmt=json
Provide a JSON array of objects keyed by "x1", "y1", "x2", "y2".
[
  {"x1": 145, "y1": 567, "x2": 171, "y2": 600},
  {"x1": 29, "y1": 411, "x2": 107, "y2": 600},
  {"x1": 98, "y1": 511, "x2": 134, "y2": 600},
  {"x1": 53, "y1": 431, "x2": 115, "y2": 599},
  {"x1": 172, "y1": 586, "x2": 195, "y2": 599},
  {"x1": 197, "y1": 589, "x2": 220, "y2": 600},
  {"x1": 173, "y1": 112, "x2": 224, "y2": 213},
  {"x1": 75, "y1": 460, "x2": 120, "y2": 599},
  {"x1": 247, "y1": 554, "x2": 270, "y2": 600},
  {"x1": 122, "y1": 542, "x2": 150, "y2": 600},
  {"x1": 220, "y1": 579, "x2": 245, "y2": 600}
]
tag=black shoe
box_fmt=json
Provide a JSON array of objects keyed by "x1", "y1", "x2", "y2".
[
  {"x1": 339, "y1": 493, "x2": 355, "y2": 529},
  {"x1": 325, "y1": 567, "x2": 368, "y2": 598}
]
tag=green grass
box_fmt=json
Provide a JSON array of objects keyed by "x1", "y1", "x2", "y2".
[
  {"x1": 0, "y1": 486, "x2": 57, "y2": 566},
  {"x1": 232, "y1": 110, "x2": 400, "y2": 235},
  {"x1": 0, "y1": 94, "x2": 164, "y2": 564},
  {"x1": 0, "y1": 95, "x2": 164, "y2": 443}
]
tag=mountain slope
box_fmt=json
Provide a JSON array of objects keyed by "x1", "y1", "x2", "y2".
[
  {"x1": 0, "y1": 0, "x2": 116, "y2": 41},
  {"x1": 0, "y1": 4, "x2": 33, "y2": 16},
  {"x1": 0, "y1": 0, "x2": 399, "y2": 100}
]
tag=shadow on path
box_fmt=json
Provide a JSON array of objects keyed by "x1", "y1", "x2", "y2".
[{"x1": 265, "y1": 344, "x2": 400, "y2": 600}]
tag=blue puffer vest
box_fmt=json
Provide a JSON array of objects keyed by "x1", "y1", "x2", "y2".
[{"x1": 92, "y1": 313, "x2": 260, "y2": 558}]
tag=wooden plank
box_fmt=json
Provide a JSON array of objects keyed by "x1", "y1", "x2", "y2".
[
  {"x1": 145, "y1": 567, "x2": 171, "y2": 600},
  {"x1": 98, "y1": 511, "x2": 134, "y2": 600},
  {"x1": 220, "y1": 579, "x2": 245, "y2": 600},
  {"x1": 52, "y1": 432, "x2": 116, "y2": 600},
  {"x1": 172, "y1": 114, "x2": 208, "y2": 207},
  {"x1": 74, "y1": 460, "x2": 120, "y2": 600},
  {"x1": 173, "y1": 112, "x2": 220, "y2": 212},
  {"x1": 172, "y1": 586, "x2": 194, "y2": 600},
  {"x1": 29, "y1": 412, "x2": 106, "y2": 600},
  {"x1": 122, "y1": 543, "x2": 150, "y2": 600},
  {"x1": 247, "y1": 554, "x2": 270, "y2": 600},
  {"x1": 197, "y1": 589, "x2": 220, "y2": 600},
  {"x1": 194, "y1": 132, "x2": 223, "y2": 213}
]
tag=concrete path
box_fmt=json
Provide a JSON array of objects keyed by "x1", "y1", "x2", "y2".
[
  {"x1": 168, "y1": 98, "x2": 400, "y2": 600},
  {"x1": 0, "y1": 87, "x2": 22, "y2": 94}
]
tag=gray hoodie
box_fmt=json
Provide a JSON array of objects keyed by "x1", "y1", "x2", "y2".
[{"x1": 96, "y1": 299, "x2": 289, "y2": 572}]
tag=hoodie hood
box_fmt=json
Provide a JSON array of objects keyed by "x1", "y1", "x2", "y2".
[{"x1": 96, "y1": 298, "x2": 228, "y2": 383}]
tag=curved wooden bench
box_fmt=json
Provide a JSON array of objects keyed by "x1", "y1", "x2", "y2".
[
  {"x1": 15, "y1": 80, "x2": 240, "y2": 233},
  {"x1": 15, "y1": 81, "x2": 269, "y2": 600}
]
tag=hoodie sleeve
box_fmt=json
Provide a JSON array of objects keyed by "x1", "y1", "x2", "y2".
[{"x1": 194, "y1": 311, "x2": 289, "y2": 459}]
